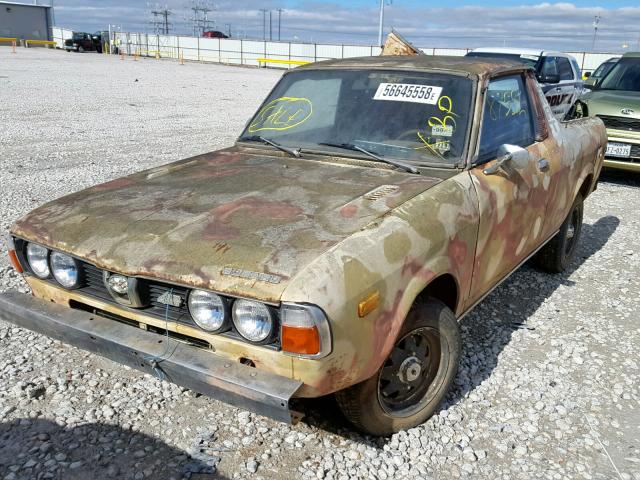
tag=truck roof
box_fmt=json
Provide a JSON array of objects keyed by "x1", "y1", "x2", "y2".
[{"x1": 299, "y1": 55, "x2": 528, "y2": 79}]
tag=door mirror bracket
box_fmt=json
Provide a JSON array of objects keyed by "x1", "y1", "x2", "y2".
[{"x1": 483, "y1": 144, "x2": 530, "y2": 175}]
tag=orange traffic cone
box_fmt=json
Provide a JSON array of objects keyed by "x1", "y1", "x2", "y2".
[{"x1": 11, "y1": 40, "x2": 16, "y2": 54}]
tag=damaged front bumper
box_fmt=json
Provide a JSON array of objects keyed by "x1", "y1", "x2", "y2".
[{"x1": 0, "y1": 291, "x2": 303, "y2": 423}]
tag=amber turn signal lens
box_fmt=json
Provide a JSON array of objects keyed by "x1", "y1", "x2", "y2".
[
  {"x1": 358, "y1": 291, "x2": 380, "y2": 318},
  {"x1": 281, "y1": 324, "x2": 321, "y2": 355},
  {"x1": 8, "y1": 250, "x2": 23, "y2": 274}
]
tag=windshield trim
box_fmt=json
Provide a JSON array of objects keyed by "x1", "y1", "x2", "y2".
[
  {"x1": 236, "y1": 66, "x2": 477, "y2": 170},
  {"x1": 235, "y1": 140, "x2": 460, "y2": 170}
]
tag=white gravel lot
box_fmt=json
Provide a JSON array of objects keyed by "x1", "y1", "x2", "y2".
[{"x1": 0, "y1": 48, "x2": 639, "y2": 480}]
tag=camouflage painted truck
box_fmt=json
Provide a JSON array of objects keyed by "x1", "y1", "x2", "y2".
[{"x1": 1, "y1": 55, "x2": 605, "y2": 435}]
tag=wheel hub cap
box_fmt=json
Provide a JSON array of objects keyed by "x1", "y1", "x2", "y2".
[{"x1": 399, "y1": 356, "x2": 422, "y2": 383}]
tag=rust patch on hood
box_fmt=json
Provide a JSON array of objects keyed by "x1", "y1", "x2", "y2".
[{"x1": 12, "y1": 147, "x2": 441, "y2": 302}]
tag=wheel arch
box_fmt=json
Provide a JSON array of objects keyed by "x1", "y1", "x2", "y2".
[
  {"x1": 413, "y1": 273, "x2": 460, "y2": 315},
  {"x1": 578, "y1": 173, "x2": 594, "y2": 200}
]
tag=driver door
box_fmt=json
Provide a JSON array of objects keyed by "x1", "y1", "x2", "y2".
[{"x1": 466, "y1": 73, "x2": 552, "y2": 307}]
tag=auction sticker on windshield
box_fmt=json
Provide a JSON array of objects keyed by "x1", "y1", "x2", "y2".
[{"x1": 374, "y1": 83, "x2": 443, "y2": 105}]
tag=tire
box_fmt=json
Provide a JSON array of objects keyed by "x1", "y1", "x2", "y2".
[
  {"x1": 335, "y1": 298, "x2": 461, "y2": 436},
  {"x1": 78, "y1": 46, "x2": 85, "y2": 53},
  {"x1": 535, "y1": 194, "x2": 584, "y2": 273}
]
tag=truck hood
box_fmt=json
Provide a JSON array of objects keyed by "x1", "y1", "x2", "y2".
[{"x1": 12, "y1": 147, "x2": 441, "y2": 302}]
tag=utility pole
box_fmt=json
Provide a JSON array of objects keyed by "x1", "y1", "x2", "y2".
[
  {"x1": 269, "y1": 10, "x2": 273, "y2": 41},
  {"x1": 189, "y1": 1, "x2": 214, "y2": 37},
  {"x1": 277, "y1": 8, "x2": 283, "y2": 41},
  {"x1": 592, "y1": 14, "x2": 601, "y2": 52},
  {"x1": 151, "y1": 8, "x2": 172, "y2": 35},
  {"x1": 378, "y1": 0, "x2": 384, "y2": 46},
  {"x1": 260, "y1": 9, "x2": 267, "y2": 40}
]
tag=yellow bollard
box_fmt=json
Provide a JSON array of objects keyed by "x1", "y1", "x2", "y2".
[
  {"x1": 134, "y1": 49, "x2": 139, "y2": 61},
  {"x1": 155, "y1": 51, "x2": 160, "y2": 60},
  {"x1": 180, "y1": 51, "x2": 184, "y2": 65}
]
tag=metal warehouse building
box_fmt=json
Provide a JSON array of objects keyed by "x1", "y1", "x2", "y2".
[{"x1": 0, "y1": 1, "x2": 53, "y2": 41}]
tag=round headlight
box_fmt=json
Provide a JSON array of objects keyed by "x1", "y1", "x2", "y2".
[
  {"x1": 50, "y1": 251, "x2": 81, "y2": 289},
  {"x1": 188, "y1": 290, "x2": 227, "y2": 332},
  {"x1": 26, "y1": 243, "x2": 50, "y2": 278},
  {"x1": 232, "y1": 299, "x2": 274, "y2": 343}
]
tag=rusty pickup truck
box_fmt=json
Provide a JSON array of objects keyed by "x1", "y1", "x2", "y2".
[{"x1": 1, "y1": 55, "x2": 605, "y2": 435}]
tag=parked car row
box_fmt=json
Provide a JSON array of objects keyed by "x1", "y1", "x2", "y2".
[{"x1": 465, "y1": 48, "x2": 640, "y2": 173}]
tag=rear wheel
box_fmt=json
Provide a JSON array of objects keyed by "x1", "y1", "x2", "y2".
[
  {"x1": 335, "y1": 298, "x2": 461, "y2": 436},
  {"x1": 535, "y1": 194, "x2": 583, "y2": 273}
]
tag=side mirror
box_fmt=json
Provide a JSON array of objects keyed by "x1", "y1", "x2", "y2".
[
  {"x1": 537, "y1": 73, "x2": 560, "y2": 84},
  {"x1": 584, "y1": 71, "x2": 592, "y2": 79},
  {"x1": 483, "y1": 144, "x2": 530, "y2": 175}
]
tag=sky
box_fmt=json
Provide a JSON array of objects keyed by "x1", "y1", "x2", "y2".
[{"x1": 48, "y1": 1, "x2": 640, "y2": 53}]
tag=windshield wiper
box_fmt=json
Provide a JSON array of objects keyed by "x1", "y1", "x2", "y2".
[
  {"x1": 317, "y1": 142, "x2": 419, "y2": 174},
  {"x1": 239, "y1": 135, "x2": 302, "y2": 158}
]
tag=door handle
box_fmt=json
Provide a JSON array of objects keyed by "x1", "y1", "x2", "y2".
[{"x1": 538, "y1": 158, "x2": 550, "y2": 172}]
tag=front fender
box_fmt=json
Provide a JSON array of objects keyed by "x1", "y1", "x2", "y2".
[{"x1": 282, "y1": 172, "x2": 479, "y2": 396}]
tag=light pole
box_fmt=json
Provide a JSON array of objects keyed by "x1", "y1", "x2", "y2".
[
  {"x1": 592, "y1": 14, "x2": 601, "y2": 52},
  {"x1": 378, "y1": 0, "x2": 392, "y2": 47}
]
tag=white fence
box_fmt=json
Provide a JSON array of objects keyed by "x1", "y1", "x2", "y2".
[{"x1": 51, "y1": 27, "x2": 618, "y2": 74}]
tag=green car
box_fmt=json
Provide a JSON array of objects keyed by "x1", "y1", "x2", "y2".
[{"x1": 582, "y1": 52, "x2": 640, "y2": 172}]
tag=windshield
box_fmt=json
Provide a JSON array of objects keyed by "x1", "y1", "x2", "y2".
[
  {"x1": 239, "y1": 69, "x2": 474, "y2": 166},
  {"x1": 592, "y1": 60, "x2": 616, "y2": 79},
  {"x1": 598, "y1": 59, "x2": 640, "y2": 91},
  {"x1": 466, "y1": 51, "x2": 539, "y2": 69}
]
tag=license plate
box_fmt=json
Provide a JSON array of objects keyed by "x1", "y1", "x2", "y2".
[{"x1": 606, "y1": 142, "x2": 631, "y2": 158}]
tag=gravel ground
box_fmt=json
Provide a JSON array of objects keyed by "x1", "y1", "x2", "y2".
[{"x1": 1, "y1": 48, "x2": 639, "y2": 480}]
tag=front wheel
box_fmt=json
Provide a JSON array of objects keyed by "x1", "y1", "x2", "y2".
[
  {"x1": 335, "y1": 298, "x2": 461, "y2": 436},
  {"x1": 535, "y1": 194, "x2": 583, "y2": 273}
]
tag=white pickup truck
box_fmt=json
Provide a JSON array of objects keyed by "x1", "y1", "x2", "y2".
[{"x1": 466, "y1": 48, "x2": 584, "y2": 120}]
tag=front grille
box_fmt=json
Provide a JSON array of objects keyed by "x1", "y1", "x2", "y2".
[
  {"x1": 13, "y1": 238, "x2": 281, "y2": 350},
  {"x1": 598, "y1": 115, "x2": 640, "y2": 132},
  {"x1": 81, "y1": 263, "x2": 195, "y2": 325}
]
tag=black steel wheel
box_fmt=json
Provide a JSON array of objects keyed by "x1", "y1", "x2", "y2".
[
  {"x1": 378, "y1": 327, "x2": 441, "y2": 416},
  {"x1": 535, "y1": 193, "x2": 583, "y2": 273},
  {"x1": 335, "y1": 298, "x2": 461, "y2": 436}
]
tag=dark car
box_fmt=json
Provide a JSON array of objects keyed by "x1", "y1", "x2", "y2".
[
  {"x1": 64, "y1": 32, "x2": 102, "y2": 53},
  {"x1": 202, "y1": 30, "x2": 229, "y2": 39}
]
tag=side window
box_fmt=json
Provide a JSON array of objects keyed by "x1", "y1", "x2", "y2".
[
  {"x1": 478, "y1": 75, "x2": 535, "y2": 161},
  {"x1": 540, "y1": 57, "x2": 558, "y2": 78},
  {"x1": 570, "y1": 58, "x2": 582, "y2": 79},
  {"x1": 557, "y1": 57, "x2": 574, "y2": 81}
]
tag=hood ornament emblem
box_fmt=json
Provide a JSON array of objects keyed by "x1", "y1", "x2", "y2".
[
  {"x1": 103, "y1": 271, "x2": 148, "y2": 308},
  {"x1": 621, "y1": 108, "x2": 634, "y2": 115}
]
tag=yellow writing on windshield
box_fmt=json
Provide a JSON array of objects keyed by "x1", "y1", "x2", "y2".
[
  {"x1": 248, "y1": 97, "x2": 313, "y2": 133},
  {"x1": 488, "y1": 90, "x2": 527, "y2": 120},
  {"x1": 415, "y1": 95, "x2": 459, "y2": 157}
]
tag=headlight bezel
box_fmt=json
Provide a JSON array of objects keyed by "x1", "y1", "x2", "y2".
[
  {"x1": 231, "y1": 298, "x2": 278, "y2": 345},
  {"x1": 49, "y1": 251, "x2": 83, "y2": 289},
  {"x1": 187, "y1": 289, "x2": 231, "y2": 333},
  {"x1": 26, "y1": 242, "x2": 51, "y2": 279},
  {"x1": 280, "y1": 303, "x2": 332, "y2": 358}
]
